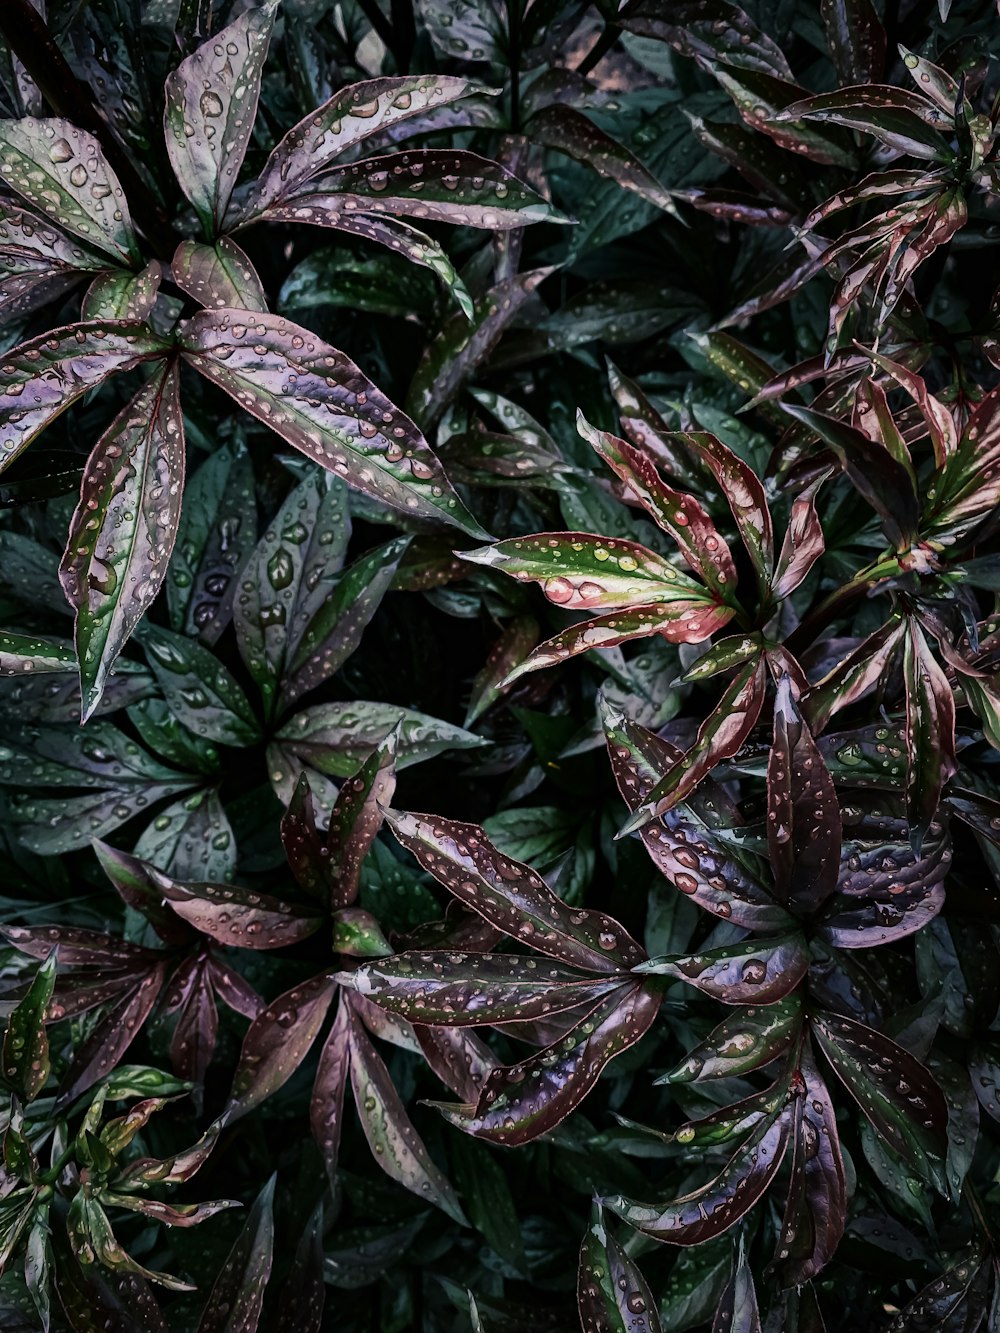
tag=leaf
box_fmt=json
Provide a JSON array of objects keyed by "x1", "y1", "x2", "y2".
[
  {"x1": 0, "y1": 118, "x2": 140, "y2": 264},
  {"x1": 141, "y1": 623, "x2": 261, "y2": 746},
  {"x1": 346, "y1": 1001, "x2": 466, "y2": 1224},
  {"x1": 67, "y1": 1193, "x2": 194, "y2": 1291},
  {"x1": 82, "y1": 264, "x2": 162, "y2": 321},
  {"x1": 166, "y1": 955, "x2": 218, "y2": 1088},
  {"x1": 164, "y1": 1, "x2": 277, "y2": 234},
  {"x1": 662, "y1": 994, "x2": 803, "y2": 1083},
  {"x1": 768, "y1": 676, "x2": 841, "y2": 913},
  {"x1": 240, "y1": 75, "x2": 483, "y2": 220},
  {"x1": 59, "y1": 361, "x2": 185, "y2": 721},
  {"x1": 637, "y1": 933, "x2": 808, "y2": 1005},
  {"x1": 903, "y1": 618, "x2": 956, "y2": 842},
  {"x1": 926, "y1": 383, "x2": 1000, "y2": 539},
  {"x1": 706, "y1": 67, "x2": 856, "y2": 166},
  {"x1": 604, "y1": 1108, "x2": 792, "y2": 1244},
  {"x1": 57, "y1": 964, "x2": 167, "y2": 1108},
  {"x1": 0, "y1": 629, "x2": 75, "y2": 675},
  {"x1": 713, "y1": 1239, "x2": 760, "y2": 1332},
  {"x1": 643, "y1": 1, "x2": 793, "y2": 78},
  {"x1": 432, "y1": 982, "x2": 660, "y2": 1146},
  {"x1": 275, "y1": 702, "x2": 483, "y2": 778},
  {"x1": 682, "y1": 432, "x2": 773, "y2": 598},
  {"x1": 620, "y1": 655, "x2": 767, "y2": 832},
  {"x1": 578, "y1": 416, "x2": 737, "y2": 600},
  {"x1": 0, "y1": 319, "x2": 167, "y2": 474},
  {"x1": 171, "y1": 239, "x2": 267, "y2": 312},
  {"x1": 223, "y1": 972, "x2": 337, "y2": 1121},
  {"x1": 811, "y1": 1012, "x2": 948, "y2": 1184},
  {"x1": 465, "y1": 615, "x2": 540, "y2": 725},
  {"x1": 883, "y1": 1249, "x2": 991, "y2": 1333},
  {"x1": 309, "y1": 997, "x2": 351, "y2": 1188},
  {"x1": 275, "y1": 1206, "x2": 325, "y2": 1333},
  {"x1": 339, "y1": 951, "x2": 621, "y2": 1025},
  {"x1": 179, "y1": 309, "x2": 486, "y2": 535},
  {"x1": 804, "y1": 619, "x2": 905, "y2": 733},
  {"x1": 821, "y1": 0, "x2": 885, "y2": 85},
  {"x1": 771, "y1": 474, "x2": 827, "y2": 601},
  {"x1": 196, "y1": 1175, "x2": 275, "y2": 1333},
  {"x1": 386, "y1": 809, "x2": 645, "y2": 973},
  {"x1": 578, "y1": 1201, "x2": 662, "y2": 1333},
  {"x1": 323, "y1": 728, "x2": 397, "y2": 907},
  {"x1": 530, "y1": 105, "x2": 677, "y2": 217},
  {"x1": 3, "y1": 951, "x2": 55, "y2": 1100},
  {"x1": 602, "y1": 703, "x2": 790, "y2": 931},
  {"x1": 607, "y1": 360, "x2": 709, "y2": 482},
  {"x1": 148, "y1": 866, "x2": 323, "y2": 948},
  {"x1": 773, "y1": 87, "x2": 951, "y2": 160},
  {"x1": 92, "y1": 839, "x2": 191, "y2": 944}
]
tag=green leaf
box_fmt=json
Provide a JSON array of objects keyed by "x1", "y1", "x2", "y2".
[
  {"x1": 662, "y1": 994, "x2": 803, "y2": 1083},
  {"x1": 164, "y1": 2, "x2": 278, "y2": 234},
  {"x1": 141, "y1": 624, "x2": 260, "y2": 747},
  {"x1": 323, "y1": 728, "x2": 398, "y2": 908},
  {"x1": 578, "y1": 1201, "x2": 662, "y2": 1333},
  {"x1": 3, "y1": 952, "x2": 55, "y2": 1100},
  {"x1": 637, "y1": 932, "x2": 808, "y2": 1005},
  {"x1": 275, "y1": 702, "x2": 483, "y2": 778},
  {"x1": 82, "y1": 263, "x2": 162, "y2": 320},
  {"x1": 59, "y1": 361, "x2": 185, "y2": 721},
  {"x1": 450, "y1": 1134, "x2": 526, "y2": 1272},
  {"x1": 171, "y1": 238, "x2": 267, "y2": 313}
]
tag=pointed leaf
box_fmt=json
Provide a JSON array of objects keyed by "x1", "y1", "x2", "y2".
[
  {"x1": 774, "y1": 87, "x2": 951, "y2": 159},
  {"x1": 903, "y1": 618, "x2": 956, "y2": 840},
  {"x1": 530, "y1": 105, "x2": 677, "y2": 216},
  {"x1": 82, "y1": 264, "x2": 161, "y2": 321},
  {"x1": 134, "y1": 788, "x2": 236, "y2": 883},
  {"x1": 276, "y1": 701, "x2": 482, "y2": 778},
  {"x1": 771, "y1": 474, "x2": 827, "y2": 601},
  {"x1": 324, "y1": 728, "x2": 397, "y2": 907},
  {"x1": 638, "y1": 932, "x2": 808, "y2": 1005},
  {"x1": 275, "y1": 1206, "x2": 325, "y2": 1333},
  {"x1": 465, "y1": 615, "x2": 540, "y2": 725},
  {"x1": 386, "y1": 809, "x2": 644, "y2": 973},
  {"x1": 804, "y1": 618, "x2": 905, "y2": 733},
  {"x1": 142, "y1": 623, "x2": 261, "y2": 746},
  {"x1": 196, "y1": 1176, "x2": 275, "y2": 1333},
  {"x1": 681, "y1": 432, "x2": 773, "y2": 596},
  {"x1": 172, "y1": 239, "x2": 267, "y2": 313},
  {"x1": 578, "y1": 1201, "x2": 662, "y2": 1333},
  {"x1": 821, "y1": 0, "x2": 885, "y2": 85},
  {"x1": 164, "y1": 2, "x2": 277, "y2": 233},
  {"x1": 148, "y1": 865, "x2": 322, "y2": 948},
  {"x1": 714, "y1": 1239, "x2": 760, "y2": 1332},
  {"x1": 57, "y1": 964, "x2": 166, "y2": 1107},
  {"x1": 662, "y1": 994, "x2": 803, "y2": 1083},
  {"x1": 179, "y1": 309, "x2": 485, "y2": 534},
  {"x1": 3, "y1": 952, "x2": 55, "y2": 1100},
  {"x1": 309, "y1": 997, "x2": 351, "y2": 1188}
]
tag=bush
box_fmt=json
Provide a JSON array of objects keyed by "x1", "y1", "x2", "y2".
[{"x1": 1, "y1": 0, "x2": 1000, "y2": 1328}]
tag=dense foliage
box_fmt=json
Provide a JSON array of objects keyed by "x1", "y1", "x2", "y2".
[{"x1": 2, "y1": 0, "x2": 1000, "y2": 1327}]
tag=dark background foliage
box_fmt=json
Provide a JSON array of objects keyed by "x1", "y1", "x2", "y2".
[{"x1": 2, "y1": 0, "x2": 1000, "y2": 1329}]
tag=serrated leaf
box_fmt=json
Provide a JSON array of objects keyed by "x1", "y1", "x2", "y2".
[
  {"x1": 164, "y1": 2, "x2": 277, "y2": 233},
  {"x1": 386, "y1": 809, "x2": 644, "y2": 973},
  {"x1": 638, "y1": 932, "x2": 808, "y2": 1005},
  {"x1": 3, "y1": 952, "x2": 55, "y2": 1100},
  {"x1": 578, "y1": 1201, "x2": 662, "y2": 1333},
  {"x1": 172, "y1": 238, "x2": 267, "y2": 313},
  {"x1": 179, "y1": 309, "x2": 485, "y2": 535},
  {"x1": 196, "y1": 1175, "x2": 275, "y2": 1332},
  {"x1": 0, "y1": 118, "x2": 140, "y2": 263},
  {"x1": 59, "y1": 361, "x2": 185, "y2": 721},
  {"x1": 141, "y1": 623, "x2": 260, "y2": 746}
]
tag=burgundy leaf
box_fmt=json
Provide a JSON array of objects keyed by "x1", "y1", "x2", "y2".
[
  {"x1": 386, "y1": 809, "x2": 645, "y2": 973},
  {"x1": 171, "y1": 238, "x2": 267, "y2": 313},
  {"x1": 926, "y1": 382, "x2": 1000, "y2": 539},
  {"x1": 882, "y1": 1249, "x2": 991, "y2": 1333},
  {"x1": 465, "y1": 615, "x2": 540, "y2": 726},
  {"x1": 863, "y1": 349, "x2": 957, "y2": 466},
  {"x1": 413, "y1": 1024, "x2": 499, "y2": 1103},
  {"x1": 148, "y1": 865, "x2": 323, "y2": 949},
  {"x1": 165, "y1": 953, "x2": 218, "y2": 1087},
  {"x1": 707, "y1": 66, "x2": 856, "y2": 166},
  {"x1": 772, "y1": 87, "x2": 951, "y2": 158},
  {"x1": 578, "y1": 1201, "x2": 662, "y2": 1333},
  {"x1": 206, "y1": 957, "x2": 264, "y2": 1021},
  {"x1": 196, "y1": 1176, "x2": 275, "y2": 1333},
  {"x1": 680, "y1": 432, "x2": 773, "y2": 596},
  {"x1": 803, "y1": 618, "x2": 905, "y2": 733},
  {"x1": 92, "y1": 840, "x2": 193, "y2": 945},
  {"x1": 662, "y1": 993, "x2": 803, "y2": 1083},
  {"x1": 903, "y1": 617, "x2": 956, "y2": 841},
  {"x1": 432, "y1": 982, "x2": 660, "y2": 1146},
  {"x1": 644, "y1": 2, "x2": 793, "y2": 79},
  {"x1": 309, "y1": 995, "x2": 351, "y2": 1189},
  {"x1": 713, "y1": 1240, "x2": 761, "y2": 1333},
  {"x1": 56, "y1": 963, "x2": 166, "y2": 1107},
  {"x1": 768, "y1": 675, "x2": 841, "y2": 913},
  {"x1": 281, "y1": 773, "x2": 331, "y2": 901},
  {"x1": 346, "y1": 1000, "x2": 466, "y2": 1223},
  {"x1": 2, "y1": 924, "x2": 159, "y2": 968},
  {"x1": 637, "y1": 933, "x2": 808, "y2": 1005},
  {"x1": 820, "y1": 0, "x2": 885, "y2": 85},
  {"x1": 771, "y1": 473, "x2": 828, "y2": 601},
  {"x1": 607, "y1": 361, "x2": 709, "y2": 483}
]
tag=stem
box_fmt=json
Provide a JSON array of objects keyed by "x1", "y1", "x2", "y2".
[
  {"x1": 0, "y1": 0, "x2": 177, "y2": 257},
  {"x1": 509, "y1": 0, "x2": 523, "y2": 132},
  {"x1": 355, "y1": 0, "x2": 397, "y2": 64},
  {"x1": 577, "y1": 22, "x2": 621, "y2": 77},
  {"x1": 390, "y1": 0, "x2": 416, "y2": 75}
]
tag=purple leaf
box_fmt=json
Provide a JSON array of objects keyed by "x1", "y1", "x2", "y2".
[
  {"x1": 67, "y1": 1193, "x2": 194, "y2": 1291},
  {"x1": 603, "y1": 1108, "x2": 793, "y2": 1244},
  {"x1": 768, "y1": 675, "x2": 841, "y2": 913},
  {"x1": 57, "y1": 964, "x2": 167, "y2": 1107},
  {"x1": 309, "y1": 996, "x2": 351, "y2": 1189},
  {"x1": 899, "y1": 46, "x2": 962, "y2": 115},
  {"x1": 413, "y1": 1024, "x2": 499, "y2": 1102},
  {"x1": 346, "y1": 1000, "x2": 466, "y2": 1223},
  {"x1": 386, "y1": 809, "x2": 645, "y2": 973},
  {"x1": 803, "y1": 618, "x2": 905, "y2": 733},
  {"x1": 147, "y1": 865, "x2": 323, "y2": 948},
  {"x1": 643, "y1": 2, "x2": 793, "y2": 79},
  {"x1": 59, "y1": 360, "x2": 185, "y2": 721},
  {"x1": 926, "y1": 382, "x2": 1000, "y2": 539},
  {"x1": 707, "y1": 67, "x2": 856, "y2": 166},
  {"x1": 0, "y1": 319, "x2": 167, "y2": 474},
  {"x1": 93, "y1": 839, "x2": 193, "y2": 944},
  {"x1": 82, "y1": 263, "x2": 161, "y2": 321},
  {"x1": 275, "y1": 1206, "x2": 325, "y2": 1333},
  {"x1": 172, "y1": 239, "x2": 267, "y2": 313},
  {"x1": 607, "y1": 361, "x2": 710, "y2": 483},
  {"x1": 578, "y1": 1202, "x2": 662, "y2": 1333},
  {"x1": 196, "y1": 1175, "x2": 275, "y2": 1333},
  {"x1": 713, "y1": 1239, "x2": 760, "y2": 1332},
  {"x1": 684, "y1": 116, "x2": 808, "y2": 213},
  {"x1": 179, "y1": 309, "x2": 486, "y2": 535},
  {"x1": 465, "y1": 615, "x2": 540, "y2": 726},
  {"x1": 2, "y1": 923, "x2": 159, "y2": 968},
  {"x1": 681, "y1": 432, "x2": 774, "y2": 598},
  {"x1": 0, "y1": 118, "x2": 140, "y2": 263},
  {"x1": 324, "y1": 728, "x2": 397, "y2": 908},
  {"x1": 662, "y1": 993, "x2": 803, "y2": 1083},
  {"x1": 275, "y1": 701, "x2": 482, "y2": 779},
  {"x1": 207, "y1": 957, "x2": 264, "y2": 1021},
  {"x1": 771, "y1": 473, "x2": 827, "y2": 601},
  {"x1": 882, "y1": 1250, "x2": 991, "y2": 1333},
  {"x1": 164, "y1": 2, "x2": 277, "y2": 233},
  {"x1": 820, "y1": 0, "x2": 885, "y2": 85},
  {"x1": 165, "y1": 954, "x2": 218, "y2": 1087},
  {"x1": 223, "y1": 972, "x2": 337, "y2": 1121},
  {"x1": 903, "y1": 617, "x2": 956, "y2": 841},
  {"x1": 432, "y1": 982, "x2": 660, "y2": 1146},
  {"x1": 772, "y1": 87, "x2": 951, "y2": 159},
  {"x1": 637, "y1": 932, "x2": 808, "y2": 1005}
]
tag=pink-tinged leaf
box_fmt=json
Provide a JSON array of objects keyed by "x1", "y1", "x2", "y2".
[
  {"x1": 529, "y1": 104, "x2": 677, "y2": 216},
  {"x1": 223, "y1": 972, "x2": 337, "y2": 1121},
  {"x1": 338, "y1": 952, "x2": 621, "y2": 1025},
  {"x1": 714, "y1": 1239, "x2": 760, "y2": 1332},
  {"x1": 637, "y1": 932, "x2": 808, "y2": 1005},
  {"x1": 708, "y1": 67, "x2": 856, "y2": 166},
  {"x1": 862, "y1": 349, "x2": 957, "y2": 465},
  {"x1": 309, "y1": 996, "x2": 351, "y2": 1189},
  {"x1": 578, "y1": 416, "x2": 738, "y2": 600},
  {"x1": 100, "y1": 1194, "x2": 237, "y2": 1229},
  {"x1": 57, "y1": 964, "x2": 166, "y2": 1107},
  {"x1": 179, "y1": 309, "x2": 486, "y2": 536},
  {"x1": 771, "y1": 474, "x2": 828, "y2": 601},
  {"x1": 346, "y1": 1001, "x2": 466, "y2": 1223},
  {"x1": 899, "y1": 46, "x2": 961, "y2": 115},
  {"x1": 2, "y1": 951, "x2": 55, "y2": 1101},
  {"x1": 821, "y1": 0, "x2": 885, "y2": 84},
  {"x1": 2, "y1": 923, "x2": 160, "y2": 968},
  {"x1": 768, "y1": 676, "x2": 841, "y2": 913},
  {"x1": 206, "y1": 957, "x2": 264, "y2": 1021},
  {"x1": 461, "y1": 531, "x2": 705, "y2": 611},
  {"x1": 386, "y1": 809, "x2": 645, "y2": 974},
  {"x1": 82, "y1": 263, "x2": 161, "y2": 321},
  {"x1": 171, "y1": 238, "x2": 267, "y2": 313},
  {"x1": 465, "y1": 616, "x2": 540, "y2": 726},
  {"x1": 770, "y1": 1043, "x2": 846, "y2": 1286},
  {"x1": 324, "y1": 729, "x2": 397, "y2": 908},
  {"x1": 679, "y1": 187, "x2": 792, "y2": 227},
  {"x1": 0, "y1": 319, "x2": 167, "y2": 474},
  {"x1": 59, "y1": 361, "x2": 185, "y2": 721},
  {"x1": 53, "y1": 1256, "x2": 169, "y2": 1332},
  {"x1": 281, "y1": 773, "x2": 332, "y2": 901},
  {"x1": 604, "y1": 1109, "x2": 793, "y2": 1244},
  {"x1": 94, "y1": 839, "x2": 192, "y2": 944},
  {"x1": 803, "y1": 618, "x2": 905, "y2": 733},
  {"x1": 164, "y1": 2, "x2": 277, "y2": 233},
  {"x1": 240, "y1": 76, "x2": 483, "y2": 220},
  {"x1": 620, "y1": 655, "x2": 767, "y2": 833},
  {"x1": 165, "y1": 955, "x2": 218, "y2": 1088},
  {"x1": 876, "y1": 188, "x2": 966, "y2": 324},
  {"x1": 433, "y1": 982, "x2": 660, "y2": 1146},
  {"x1": 196, "y1": 1175, "x2": 275, "y2": 1333},
  {"x1": 852, "y1": 376, "x2": 913, "y2": 479},
  {"x1": 645, "y1": 2, "x2": 793, "y2": 79},
  {"x1": 661, "y1": 993, "x2": 803, "y2": 1083},
  {"x1": 332, "y1": 908, "x2": 392, "y2": 958},
  {"x1": 67, "y1": 1193, "x2": 194, "y2": 1291},
  {"x1": 811, "y1": 1012, "x2": 948, "y2": 1182},
  {"x1": 682, "y1": 432, "x2": 773, "y2": 598},
  {"x1": 601, "y1": 703, "x2": 790, "y2": 931},
  {"x1": 607, "y1": 361, "x2": 709, "y2": 482},
  {"x1": 116, "y1": 1126, "x2": 222, "y2": 1188},
  {"x1": 801, "y1": 167, "x2": 940, "y2": 232},
  {"x1": 0, "y1": 198, "x2": 109, "y2": 269},
  {"x1": 414, "y1": 1025, "x2": 499, "y2": 1102},
  {"x1": 0, "y1": 118, "x2": 140, "y2": 264},
  {"x1": 713, "y1": 247, "x2": 827, "y2": 332},
  {"x1": 578, "y1": 1201, "x2": 662, "y2": 1333},
  {"x1": 772, "y1": 87, "x2": 950, "y2": 159},
  {"x1": 925, "y1": 382, "x2": 1000, "y2": 538},
  {"x1": 903, "y1": 618, "x2": 956, "y2": 841},
  {"x1": 48, "y1": 971, "x2": 142, "y2": 1021},
  {"x1": 146, "y1": 865, "x2": 323, "y2": 948}
]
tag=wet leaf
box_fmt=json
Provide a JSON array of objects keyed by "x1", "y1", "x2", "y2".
[
  {"x1": 164, "y1": 2, "x2": 277, "y2": 233},
  {"x1": 774, "y1": 87, "x2": 951, "y2": 160},
  {"x1": 141, "y1": 623, "x2": 260, "y2": 746},
  {"x1": 57, "y1": 963, "x2": 167, "y2": 1107},
  {"x1": 665, "y1": 997, "x2": 804, "y2": 1089},
  {"x1": 324, "y1": 727, "x2": 397, "y2": 908},
  {"x1": 275, "y1": 702, "x2": 483, "y2": 778},
  {"x1": 171, "y1": 238, "x2": 267, "y2": 313},
  {"x1": 275, "y1": 1206, "x2": 325, "y2": 1333},
  {"x1": 713, "y1": 1239, "x2": 760, "y2": 1332},
  {"x1": 637, "y1": 932, "x2": 809, "y2": 1005},
  {"x1": 465, "y1": 615, "x2": 540, "y2": 726},
  {"x1": 309, "y1": 996, "x2": 351, "y2": 1188},
  {"x1": 196, "y1": 1175, "x2": 275, "y2": 1332},
  {"x1": 578, "y1": 1200, "x2": 662, "y2": 1333},
  {"x1": 2, "y1": 951, "x2": 55, "y2": 1100},
  {"x1": 386, "y1": 809, "x2": 645, "y2": 972},
  {"x1": 883, "y1": 1247, "x2": 990, "y2": 1332},
  {"x1": 821, "y1": 0, "x2": 885, "y2": 85},
  {"x1": 771, "y1": 474, "x2": 827, "y2": 601},
  {"x1": 179, "y1": 309, "x2": 485, "y2": 534},
  {"x1": 148, "y1": 865, "x2": 323, "y2": 948},
  {"x1": 82, "y1": 263, "x2": 161, "y2": 321},
  {"x1": 903, "y1": 618, "x2": 956, "y2": 842},
  {"x1": 59, "y1": 360, "x2": 185, "y2": 721}
]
